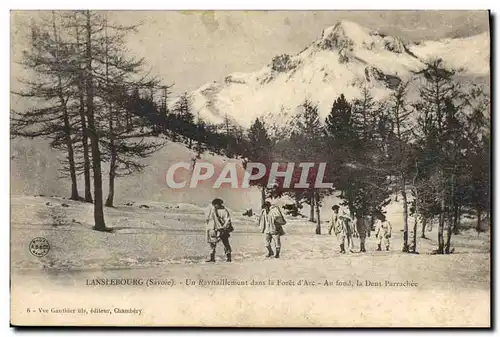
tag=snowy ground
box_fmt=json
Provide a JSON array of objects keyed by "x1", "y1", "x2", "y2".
[{"x1": 10, "y1": 195, "x2": 490, "y2": 327}]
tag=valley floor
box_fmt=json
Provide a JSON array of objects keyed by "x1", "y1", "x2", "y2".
[{"x1": 10, "y1": 196, "x2": 491, "y2": 327}]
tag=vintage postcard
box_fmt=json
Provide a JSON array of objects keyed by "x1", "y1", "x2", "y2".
[{"x1": 10, "y1": 10, "x2": 491, "y2": 327}]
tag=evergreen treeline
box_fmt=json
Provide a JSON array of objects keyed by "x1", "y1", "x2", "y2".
[{"x1": 245, "y1": 60, "x2": 490, "y2": 254}]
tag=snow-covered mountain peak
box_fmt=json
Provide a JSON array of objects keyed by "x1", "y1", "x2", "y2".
[
  {"x1": 316, "y1": 20, "x2": 408, "y2": 55},
  {"x1": 320, "y1": 20, "x2": 371, "y2": 45},
  {"x1": 171, "y1": 21, "x2": 488, "y2": 128}
]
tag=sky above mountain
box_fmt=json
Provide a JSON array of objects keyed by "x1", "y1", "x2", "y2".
[{"x1": 11, "y1": 10, "x2": 489, "y2": 98}]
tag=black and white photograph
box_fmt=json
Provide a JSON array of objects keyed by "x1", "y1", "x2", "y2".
[{"x1": 9, "y1": 10, "x2": 491, "y2": 327}]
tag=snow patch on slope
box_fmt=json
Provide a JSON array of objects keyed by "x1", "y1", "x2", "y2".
[{"x1": 409, "y1": 32, "x2": 490, "y2": 75}]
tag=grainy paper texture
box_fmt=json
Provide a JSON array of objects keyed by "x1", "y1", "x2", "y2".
[{"x1": 10, "y1": 10, "x2": 490, "y2": 327}]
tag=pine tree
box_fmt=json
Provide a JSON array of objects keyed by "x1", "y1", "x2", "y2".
[
  {"x1": 245, "y1": 117, "x2": 273, "y2": 206},
  {"x1": 90, "y1": 15, "x2": 162, "y2": 207},
  {"x1": 442, "y1": 97, "x2": 465, "y2": 253},
  {"x1": 386, "y1": 81, "x2": 413, "y2": 252},
  {"x1": 159, "y1": 85, "x2": 173, "y2": 134},
  {"x1": 461, "y1": 84, "x2": 490, "y2": 235},
  {"x1": 68, "y1": 11, "x2": 93, "y2": 202},
  {"x1": 351, "y1": 85, "x2": 378, "y2": 146},
  {"x1": 289, "y1": 100, "x2": 326, "y2": 233},
  {"x1": 414, "y1": 58, "x2": 461, "y2": 254},
  {"x1": 324, "y1": 94, "x2": 354, "y2": 166},
  {"x1": 172, "y1": 92, "x2": 195, "y2": 148},
  {"x1": 82, "y1": 10, "x2": 107, "y2": 230},
  {"x1": 11, "y1": 12, "x2": 81, "y2": 201},
  {"x1": 325, "y1": 91, "x2": 391, "y2": 227}
]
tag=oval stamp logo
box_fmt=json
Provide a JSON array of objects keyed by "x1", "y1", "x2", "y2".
[{"x1": 29, "y1": 237, "x2": 50, "y2": 257}]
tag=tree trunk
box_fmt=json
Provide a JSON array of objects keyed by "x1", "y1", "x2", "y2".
[
  {"x1": 74, "y1": 16, "x2": 93, "y2": 203},
  {"x1": 58, "y1": 82, "x2": 78, "y2": 201},
  {"x1": 105, "y1": 119, "x2": 117, "y2": 207},
  {"x1": 438, "y1": 196, "x2": 445, "y2": 254},
  {"x1": 445, "y1": 208, "x2": 453, "y2": 254},
  {"x1": 52, "y1": 12, "x2": 79, "y2": 201},
  {"x1": 445, "y1": 211, "x2": 453, "y2": 254},
  {"x1": 80, "y1": 100, "x2": 93, "y2": 203},
  {"x1": 260, "y1": 185, "x2": 265, "y2": 206},
  {"x1": 476, "y1": 206, "x2": 482, "y2": 235},
  {"x1": 413, "y1": 160, "x2": 424, "y2": 243},
  {"x1": 412, "y1": 211, "x2": 418, "y2": 253},
  {"x1": 452, "y1": 205, "x2": 460, "y2": 235},
  {"x1": 401, "y1": 179, "x2": 409, "y2": 252},
  {"x1": 411, "y1": 188, "x2": 419, "y2": 253},
  {"x1": 315, "y1": 191, "x2": 321, "y2": 235},
  {"x1": 104, "y1": 23, "x2": 116, "y2": 209},
  {"x1": 85, "y1": 11, "x2": 107, "y2": 231},
  {"x1": 445, "y1": 171, "x2": 456, "y2": 254},
  {"x1": 309, "y1": 190, "x2": 315, "y2": 223},
  {"x1": 105, "y1": 174, "x2": 115, "y2": 207},
  {"x1": 445, "y1": 218, "x2": 453, "y2": 254},
  {"x1": 395, "y1": 105, "x2": 408, "y2": 252},
  {"x1": 421, "y1": 217, "x2": 427, "y2": 239},
  {"x1": 105, "y1": 153, "x2": 116, "y2": 207},
  {"x1": 63, "y1": 109, "x2": 79, "y2": 200}
]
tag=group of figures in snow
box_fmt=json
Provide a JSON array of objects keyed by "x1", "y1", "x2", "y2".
[{"x1": 205, "y1": 198, "x2": 392, "y2": 262}]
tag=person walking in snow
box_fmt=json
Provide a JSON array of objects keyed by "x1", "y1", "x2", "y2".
[
  {"x1": 205, "y1": 198, "x2": 233, "y2": 262},
  {"x1": 330, "y1": 205, "x2": 354, "y2": 253},
  {"x1": 258, "y1": 201, "x2": 286, "y2": 258},
  {"x1": 355, "y1": 215, "x2": 371, "y2": 253},
  {"x1": 374, "y1": 212, "x2": 392, "y2": 251}
]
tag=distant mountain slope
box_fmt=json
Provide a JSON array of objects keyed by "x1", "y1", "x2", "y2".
[
  {"x1": 409, "y1": 32, "x2": 489, "y2": 75},
  {"x1": 10, "y1": 138, "x2": 261, "y2": 211},
  {"x1": 179, "y1": 20, "x2": 489, "y2": 127}
]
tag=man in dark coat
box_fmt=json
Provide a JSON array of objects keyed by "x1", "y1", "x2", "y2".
[{"x1": 355, "y1": 215, "x2": 371, "y2": 252}]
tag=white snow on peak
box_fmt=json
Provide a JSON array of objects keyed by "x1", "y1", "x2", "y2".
[
  {"x1": 409, "y1": 32, "x2": 490, "y2": 75},
  {"x1": 174, "y1": 21, "x2": 489, "y2": 128},
  {"x1": 317, "y1": 20, "x2": 408, "y2": 55},
  {"x1": 321, "y1": 20, "x2": 373, "y2": 45}
]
